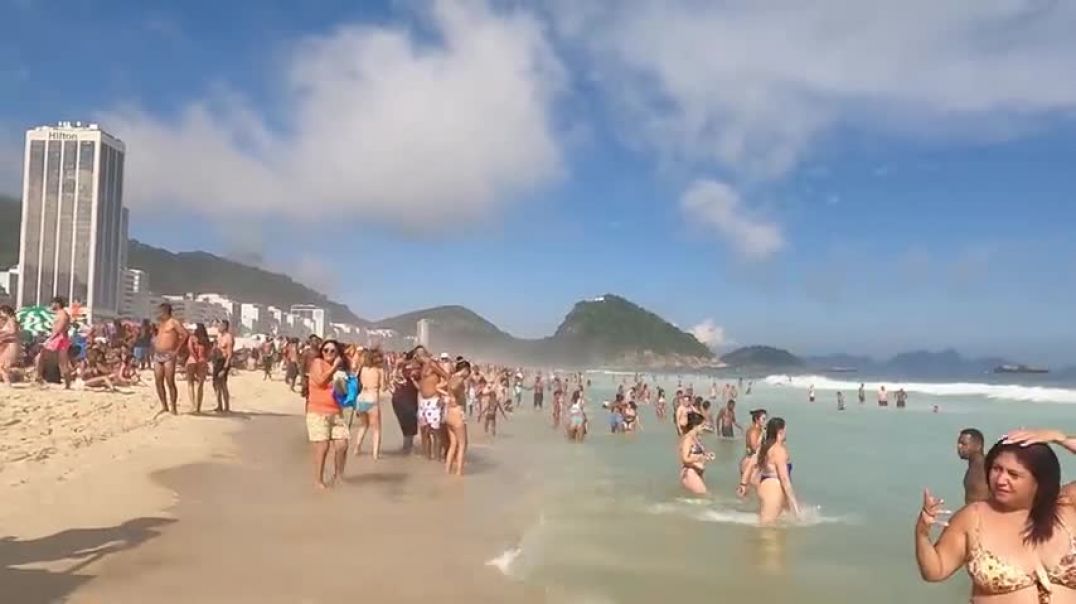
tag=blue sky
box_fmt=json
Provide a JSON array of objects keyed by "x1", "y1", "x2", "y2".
[{"x1": 3, "y1": 0, "x2": 1076, "y2": 363}]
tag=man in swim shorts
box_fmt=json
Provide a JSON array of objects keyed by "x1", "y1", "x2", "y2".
[
  {"x1": 533, "y1": 373, "x2": 544, "y2": 410},
  {"x1": 213, "y1": 320, "x2": 235, "y2": 413},
  {"x1": 715, "y1": 399, "x2": 742, "y2": 438},
  {"x1": 35, "y1": 296, "x2": 74, "y2": 389},
  {"x1": 153, "y1": 303, "x2": 188, "y2": 414}
]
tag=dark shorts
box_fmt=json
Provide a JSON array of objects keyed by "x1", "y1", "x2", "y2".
[{"x1": 534, "y1": 392, "x2": 544, "y2": 408}]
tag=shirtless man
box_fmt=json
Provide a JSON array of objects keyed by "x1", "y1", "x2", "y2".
[
  {"x1": 283, "y1": 338, "x2": 300, "y2": 391},
  {"x1": 416, "y1": 348, "x2": 449, "y2": 460},
  {"x1": 214, "y1": 320, "x2": 235, "y2": 412},
  {"x1": 35, "y1": 296, "x2": 73, "y2": 389},
  {"x1": 956, "y1": 428, "x2": 989, "y2": 504},
  {"x1": 153, "y1": 303, "x2": 189, "y2": 414},
  {"x1": 715, "y1": 399, "x2": 743, "y2": 438},
  {"x1": 533, "y1": 373, "x2": 544, "y2": 410}
]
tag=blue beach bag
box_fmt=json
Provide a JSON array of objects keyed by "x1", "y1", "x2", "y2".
[{"x1": 334, "y1": 374, "x2": 360, "y2": 408}]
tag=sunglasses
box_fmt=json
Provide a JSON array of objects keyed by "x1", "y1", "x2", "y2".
[{"x1": 321, "y1": 347, "x2": 338, "y2": 354}]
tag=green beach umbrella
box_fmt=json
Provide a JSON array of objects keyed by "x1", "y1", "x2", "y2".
[{"x1": 16, "y1": 305, "x2": 53, "y2": 336}]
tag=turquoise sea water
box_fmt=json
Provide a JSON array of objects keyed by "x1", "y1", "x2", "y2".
[{"x1": 489, "y1": 373, "x2": 1076, "y2": 604}]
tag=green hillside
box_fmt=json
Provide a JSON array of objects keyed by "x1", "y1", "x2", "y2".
[{"x1": 550, "y1": 294, "x2": 712, "y2": 363}]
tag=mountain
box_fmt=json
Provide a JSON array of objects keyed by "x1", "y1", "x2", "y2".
[
  {"x1": 0, "y1": 196, "x2": 364, "y2": 323},
  {"x1": 550, "y1": 294, "x2": 713, "y2": 364},
  {"x1": 884, "y1": 349, "x2": 1009, "y2": 378},
  {"x1": 373, "y1": 305, "x2": 512, "y2": 354},
  {"x1": 721, "y1": 345, "x2": 803, "y2": 369},
  {"x1": 374, "y1": 294, "x2": 714, "y2": 367}
]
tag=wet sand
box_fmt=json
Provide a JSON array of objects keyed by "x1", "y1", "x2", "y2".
[{"x1": 3, "y1": 375, "x2": 545, "y2": 603}]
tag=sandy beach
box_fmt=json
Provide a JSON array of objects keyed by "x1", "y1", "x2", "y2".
[{"x1": 1, "y1": 373, "x2": 543, "y2": 603}]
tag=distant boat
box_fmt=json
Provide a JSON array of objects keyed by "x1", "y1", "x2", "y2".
[{"x1": 993, "y1": 364, "x2": 1049, "y2": 374}]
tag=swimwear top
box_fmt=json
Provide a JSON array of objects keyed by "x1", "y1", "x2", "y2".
[
  {"x1": 690, "y1": 438, "x2": 705, "y2": 456},
  {"x1": 967, "y1": 508, "x2": 1076, "y2": 603},
  {"x1": 759, "y1": 462, "x2": 793, "y2": 481}
]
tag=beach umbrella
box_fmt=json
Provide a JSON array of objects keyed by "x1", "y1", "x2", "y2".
[{"x1": 16, "y1": 305, "x2": 53, "y2": 336}]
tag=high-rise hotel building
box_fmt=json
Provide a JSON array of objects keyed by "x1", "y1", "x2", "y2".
[{"x1": 17, "y1": 122, "x2": 128, "y2": 322}]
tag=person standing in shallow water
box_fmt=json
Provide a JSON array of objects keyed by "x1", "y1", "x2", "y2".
[
  {"x1": 679, "y1": 412, "x2": 714, "y2": 495},
  {"x1": 956, "y1": 428, "x2": 989, "y2": 504},
  {"x1": 739, "y1": 417, "x2": 800, "y2": 525}
]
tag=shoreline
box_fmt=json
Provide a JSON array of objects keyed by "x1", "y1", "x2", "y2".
[{"x1": 2, "y1": 373, "x2": 544, "y2": 603}]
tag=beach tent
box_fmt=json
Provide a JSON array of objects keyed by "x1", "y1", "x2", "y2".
[{"x1": 16, "y1": 305, "x2": 52, "y2": 336}]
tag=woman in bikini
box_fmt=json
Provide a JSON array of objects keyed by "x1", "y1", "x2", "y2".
[
  {"x1": 738, "y1": 417, "x2": 800, "y2": 525},
  {"x1": 352, "y1": 347, "x2": 387, "y2": 460},
  {"x1": 442, "y1": 360, "x2": 471, "y2": 476},
  {"x1": 679, "y1": 411, "x2": 713, "y2": 495},
  {"x1": 739, "y1": 409, "x2": 767, "y2": 494},
  {"x1": 185, "y1": 323, "x2": 211, "y2": 414},
  {"x1": 565, "y1": 389, "x2": 587, "y2": 442},
  {"x1": 916, "y1": 436, "x2": 1076, "y2": 603}
]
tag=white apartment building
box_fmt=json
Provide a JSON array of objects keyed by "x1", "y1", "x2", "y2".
[
  {"x1": 121, "y1": 268, "x2": 150, "y2": 320},
  {"x1": 16, "y1": 122, "x2": 127, "y2": 322},
  {"x1": 290, "y1": 304, "x2": 328, "y2": 338},
  {"x1": 161, "y1": 294, "x2": 231, "y2": 326},
  {"x1": 196, "y1": 293, "x2": 238, "y2": 325}
]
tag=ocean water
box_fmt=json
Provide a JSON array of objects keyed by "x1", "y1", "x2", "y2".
[{"x1": 487, "y1": 373, "x2": 1076, "y2": 604}]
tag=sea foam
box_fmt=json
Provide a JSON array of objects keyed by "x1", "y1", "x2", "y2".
[
  {"x1": 486, "y1": 547, "x2": 522, "y2": 575},
  {"x1": 763, "y1": 374, "x2": 1076, "y2": 404},
  {"x1": 648, "y1": 500, "x2": 854, "y2": 528}
]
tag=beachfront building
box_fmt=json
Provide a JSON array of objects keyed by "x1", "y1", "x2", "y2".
[
  {"x1": 16, "y1": 122, "x2": 128, "y2": 323},
  {"x1": 196, "y1": 293, "x2": 239, "y2": 325},
  {"x1": 290, "y1": 304, "x2": 329, "y2": 338},
  {"x1": 120, "y1": 268, "x2": 151, "y2": 320},
  {"x1": 416, "y1": 318, "x2": 430, "y2": 348},
  {"x1": 239, "y1": 303, "x2": 270, "y2": 335},
  {"x1": 161, "y1": 294, "x2": 232, "y2": 326}
]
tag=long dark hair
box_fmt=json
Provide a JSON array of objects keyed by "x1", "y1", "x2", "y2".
[
  {"x1": 317, "y1": 339, "x2": 349, "y2": 372},
  {"x1": 193, "y1": 323, "x2": 211, "y2": 347},
  {"x1": 757, "y1": 417, "x2": 786, "y2": 468},
  {"x1": 684, "y1": 411, "x2": 706, "y2": 432},
  {"x1": 984, "y1": 441, "x2": 1060, "y2": 544}
]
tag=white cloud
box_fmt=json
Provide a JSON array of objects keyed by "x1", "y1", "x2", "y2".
[
  {"x1": 552, "y1": 0, "x2": 1076, "y2": 177},
  {"x1": 690, "y1": 318, "x2": 729, "y2": 350},
  {"x1": 102, "y1": 0, "x2": 565, "y2": 227},
  {"x1": 681, "y1": 179, "x2": 783, "y2": 260}
]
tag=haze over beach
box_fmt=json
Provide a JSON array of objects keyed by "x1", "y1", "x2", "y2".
[{"x1": 3, "y1": 2, "x2": 1076, "y2": 603}]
